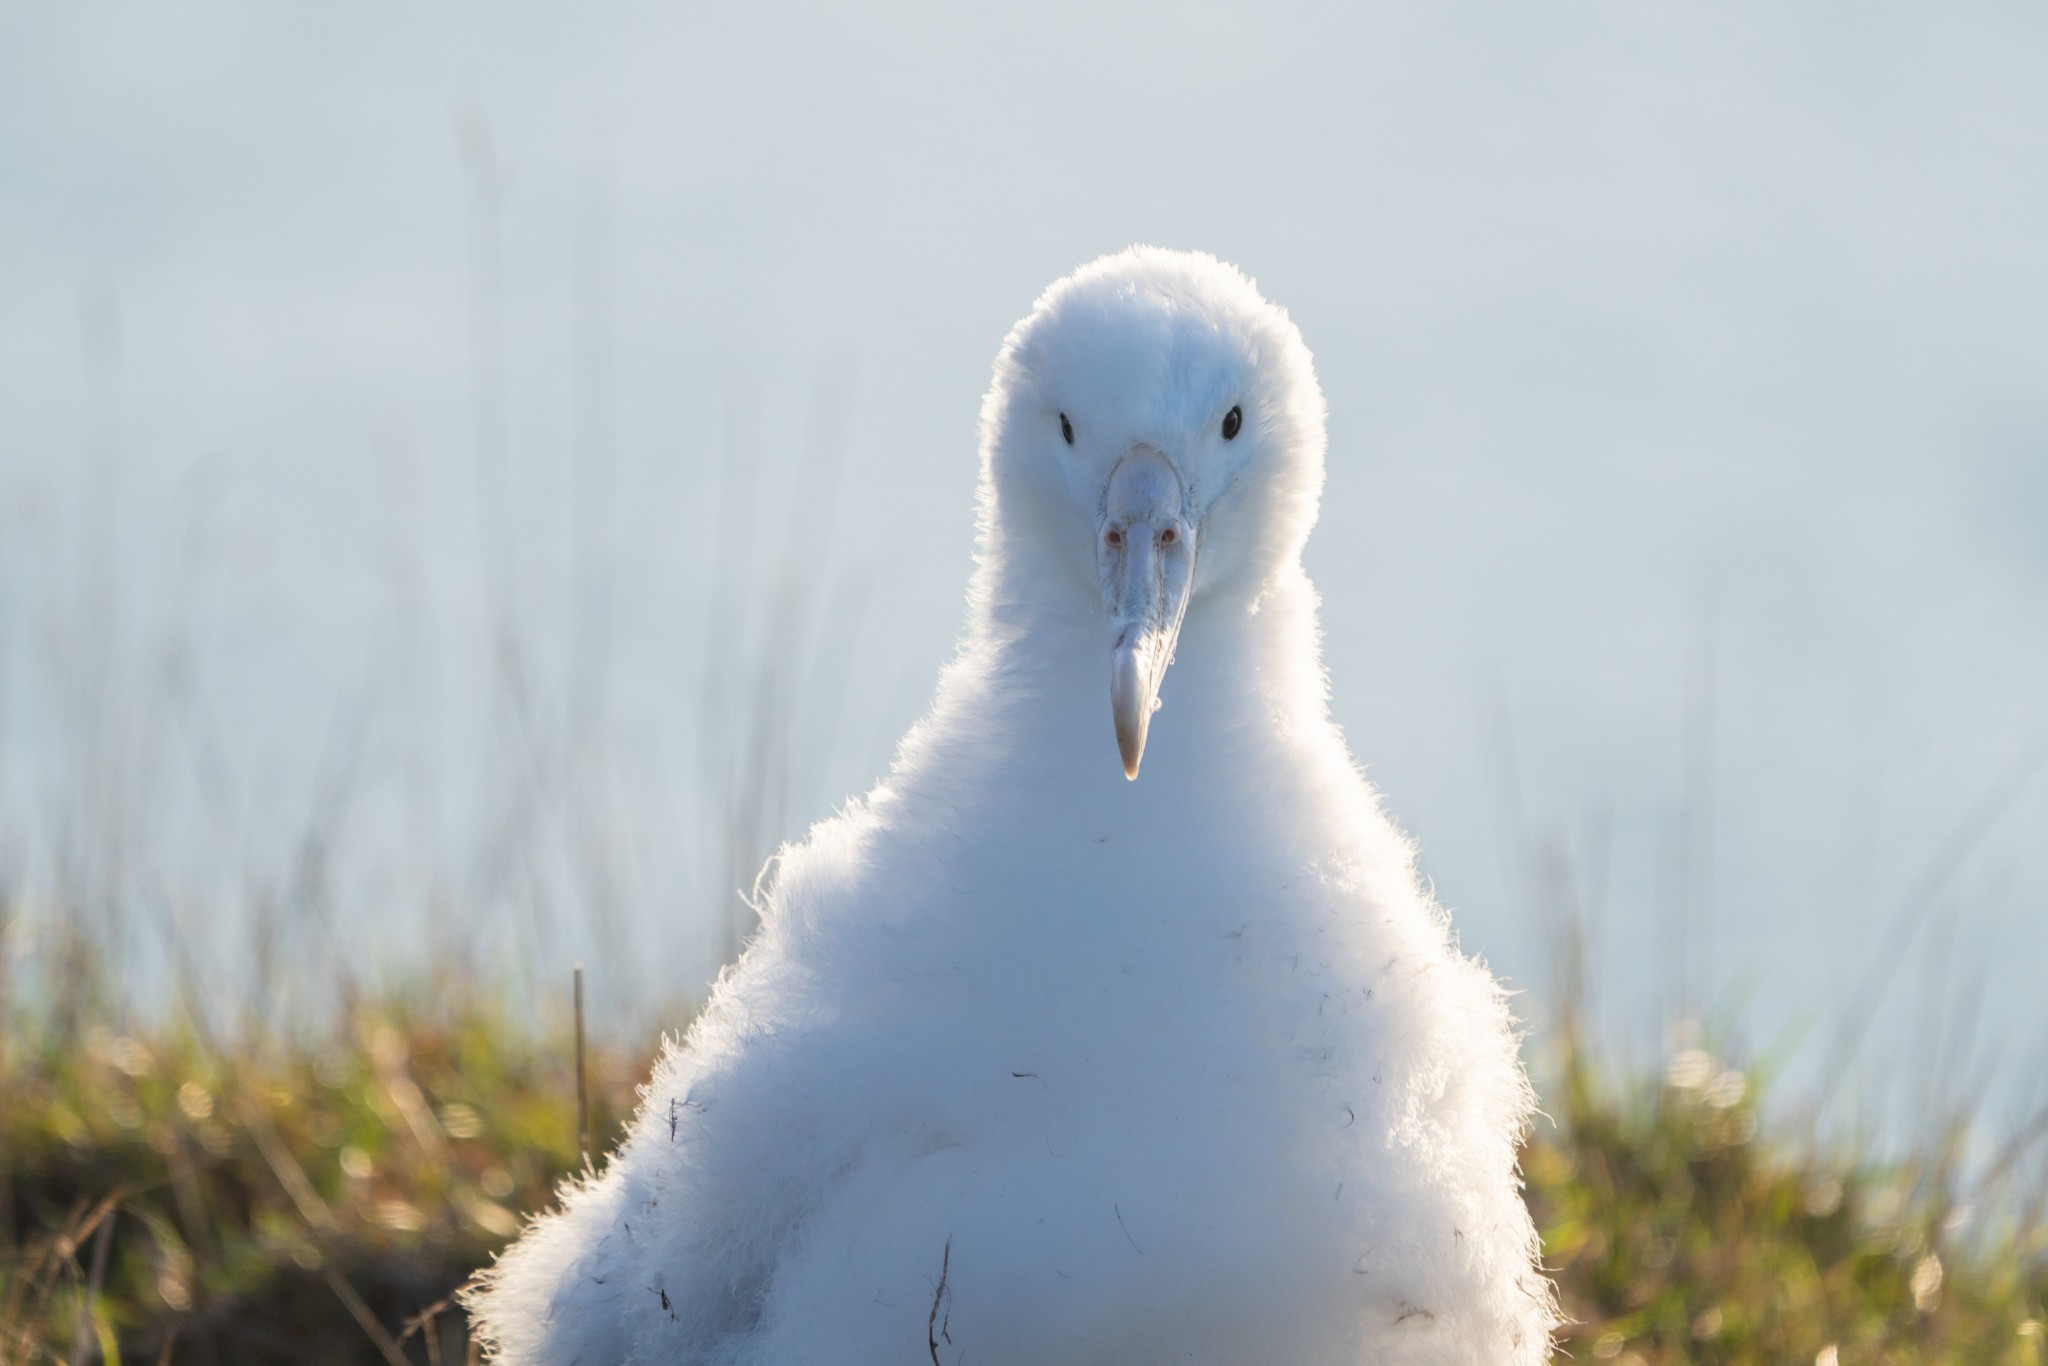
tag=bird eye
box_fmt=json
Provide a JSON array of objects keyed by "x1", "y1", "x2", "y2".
[
  {"x1": 1060, "y1": 413, "x2": 1074, "y2": 445},
  {"x1": 1221, "y1": 405, "x2": 1242, "y2": 441}
]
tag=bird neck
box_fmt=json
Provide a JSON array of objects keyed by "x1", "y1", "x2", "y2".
[{"x1": 932, "y1": 535, "x2": 1335, "y2": 793}]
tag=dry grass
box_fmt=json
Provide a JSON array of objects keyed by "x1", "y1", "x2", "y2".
[
  {"x1": 3, "y1": 954, "x2": 2043, "y2": 1365},
  {"x1": 1529, "y1": 1034, "x2": 2048, "y2": 1364},
  {"x1": 0, "y1": 955, "x2": 652, "y2": 1365}
]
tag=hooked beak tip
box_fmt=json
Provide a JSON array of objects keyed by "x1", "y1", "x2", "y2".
[
  {"x1": 1114, "y1": 638, "x2": 1163, "y2": 778},
  {"x1": 1111, "y1": 647, "x2": 1150, "y2": 780}
]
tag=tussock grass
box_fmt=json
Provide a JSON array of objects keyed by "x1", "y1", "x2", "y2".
[{"x1": 2, "y1": 953, "x2": 2042, "y2": 1363}]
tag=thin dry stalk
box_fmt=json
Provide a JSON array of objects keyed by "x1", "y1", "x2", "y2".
[
  {"x1": 238, "y1": 1093, "x2": 336, "y2": 1235},
  {"x1": 575, "y1": 964, "x2": 590, "y2": 1172},
  {"x1": 69, "y1": 1211, "x2": 116, "y2": 1366},
  {"x1": 320, "y1": 1263, "x2": 411, "y2": 1366},
  {"x1": 401, "y1": 1295, "x2": 454, "y2": 1366},
  {"x1": 1814, "y1": 742, "x2": 2046, "y2": 1117}
]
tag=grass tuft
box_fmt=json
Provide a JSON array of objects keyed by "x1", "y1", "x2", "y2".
[
  {"x1": 1528, "y1": 1031, "x2": 2048, "y2": 1364},
  {"x1": 1, "y1": 957, "x2": 651, "y2": 1365}
]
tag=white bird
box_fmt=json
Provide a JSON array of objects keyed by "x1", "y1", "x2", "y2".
[{"x1": 465, "y1": 247, "x2": 1557, "y2": 1364}]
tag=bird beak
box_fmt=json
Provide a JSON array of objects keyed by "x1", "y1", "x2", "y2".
[{"x1": 1100, "y1": 446, "x2": 1196, "y2": 780}]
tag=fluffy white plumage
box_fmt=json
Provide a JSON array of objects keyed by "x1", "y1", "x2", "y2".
[{"x1": 465, "y1": 247, "x2": 1558, "y2": 1364}]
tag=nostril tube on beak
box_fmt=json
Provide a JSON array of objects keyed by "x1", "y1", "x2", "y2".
[{"x1": 1099, "y1": 446, "x2": 1196, "y2": 780}]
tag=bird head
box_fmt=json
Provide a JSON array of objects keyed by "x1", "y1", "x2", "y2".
[{"x1": 979, "y1": 247, "x2": 1328, "y2": 779}]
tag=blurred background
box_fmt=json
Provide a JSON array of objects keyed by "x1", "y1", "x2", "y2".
[{"x1": 3, "y1": 2, "x2": 2044, "y2": 1148}]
